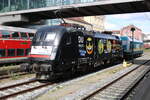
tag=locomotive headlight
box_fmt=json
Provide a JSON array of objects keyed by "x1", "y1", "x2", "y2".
[{"x1": 31, "y1": 46, "x2": 53, "y2": 55}]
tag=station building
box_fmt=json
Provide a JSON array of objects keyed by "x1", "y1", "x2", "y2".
[
  {"x1": 0, "y1": 0, "x2": 98, "y2": 13},
  {"x1": 111, "y1": 25, "x2": 150, "y2": 49},
  {"x1": 120, "y1": 25, "x2": 143, "y2": 42},
  {"x1": 26, "y1": 16, "x2": 105, "y2": 32},
  {"x1": 111, "y1": 25, "x2": 143, "y2": 42},
  {"x1": 0, "y1": 0, "x2": 105, "y2": 32}
]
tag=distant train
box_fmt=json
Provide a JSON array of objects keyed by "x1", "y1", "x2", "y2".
[
  {"x1": 121, "y1": 36, "x2": 143, "y2": 58},
  {"x1": 0, "y1": 26, "x2": 36, "y2": 64},
  {"x1": 144, "y1": 41, "x2": 150, "y2": 49}
]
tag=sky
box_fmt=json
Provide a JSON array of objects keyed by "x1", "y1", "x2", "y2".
[{"x1": 105, "y1": 12, "x2": 150, "y2": 34}]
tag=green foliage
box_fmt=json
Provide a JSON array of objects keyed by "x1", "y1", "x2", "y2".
[{"x1": 144, "y1": 48, "x2": 150, "y2": 52}]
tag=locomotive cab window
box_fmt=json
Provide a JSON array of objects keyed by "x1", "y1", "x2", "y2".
[
  {"x1": 45, "y1": 33, "x2": 56, "y2": 41},
  {"x1": 33, "y1": 32, "x2": 42, "y2": 42}
]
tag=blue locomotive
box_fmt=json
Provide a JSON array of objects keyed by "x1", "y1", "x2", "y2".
[{"x1": 120, "y1": 36, "x2": 143, "y2": 58}]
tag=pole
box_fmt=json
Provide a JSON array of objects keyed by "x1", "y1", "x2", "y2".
[
  {"x1": 132, "y1": 31, "x2": 134, "y2": 63},
  {"x1": 131, "y1": 27, "x2": 135, "y2": 64}
]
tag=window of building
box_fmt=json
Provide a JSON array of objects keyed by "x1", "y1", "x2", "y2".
[
  {"x1": 8, "y1": 49, "x2": 15, "y2": 56},
  {"x1": 0, "y1": 49, "x2": 5, "y2": 57},
  {"x1": 20, "y1": 32, "x2": 28, "y2": 39},
  {"x1": 48, "y1": 19, "x2": 61, "y2": 25},
  {"x1": 29, "y1": 0, "x2": 46, "y2": 8},
  {"x1": 28, "y1": 33, "x2": 34, "y2": 39},
  {"x1": 17, "y1": 49, "x2": 24, "y2": 56},
  {"x1": 12, "y1": 32, "x2": 20, "y2": 39},
  {"x1": 1, "y1": 30, "x2": 10, "y2": 38},
  {"x1": 10, "y1": 0, "x2": 18, "y2": 11},
  {"x1": 45, "y1": 33, "x2": 56, "y2": 41},
  {"x1": 25, "y1": 48, "x2": 30, "y2": 55},
  {"x1": 0, "y1": 0, "x2": 9, "y2": 13}
]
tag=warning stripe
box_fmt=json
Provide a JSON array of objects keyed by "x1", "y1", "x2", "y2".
[{"x1": 29, "y1": 55, "x2": 50, "y2": 58}]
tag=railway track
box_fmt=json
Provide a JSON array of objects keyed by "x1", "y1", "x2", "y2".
[
  {"x1": 0, "y1": 72, "x2": 29, "y2": 80},
  {"x1": 0, "y1": 79, "x2": 53, "y2": 99},
  {"x1": 81, "y1": 60, "x2": 150, "y2": 100}
]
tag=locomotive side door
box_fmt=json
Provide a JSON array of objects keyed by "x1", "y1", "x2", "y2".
[{"x1": 61, "y1": 32, "x2": 77, "y2": 64}]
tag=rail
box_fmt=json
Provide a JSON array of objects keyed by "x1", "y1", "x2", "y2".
[
  {"x1": 81, "y1": 60, "x2": 150, "y2": 100},
  {"x1": 0, "y1": 79, "x2": 53, "y2": 99}
]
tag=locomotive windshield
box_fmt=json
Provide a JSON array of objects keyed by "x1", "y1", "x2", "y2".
[
  {"x1": 33, "y1": 31, "x2": 57, "y2": 42},
  {"x1": 45, "y1": 32, "x2": 56, "y2": 41},
  {"x1": 32, "y1": 32, "x2": 42, "y2": 42}
]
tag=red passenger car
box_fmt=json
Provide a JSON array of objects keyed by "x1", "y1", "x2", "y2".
[{"x1": 0, "y1": 26, "x2": 36, "y2": 64}]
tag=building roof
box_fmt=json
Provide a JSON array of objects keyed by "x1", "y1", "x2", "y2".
[
  {"x1": 122, "y1": 24, "x2": 142, "y2": 31},
  {"x1": 66, "y1": 17, "x2": 92, "y2": 26}
]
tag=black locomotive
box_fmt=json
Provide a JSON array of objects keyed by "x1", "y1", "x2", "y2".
[{"x1": 21, "y1": 25, "x2": 123, "y2": 80}]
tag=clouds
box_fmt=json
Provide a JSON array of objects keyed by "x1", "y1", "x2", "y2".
[
  {"x1": 109, "y1": 13, "x2": 150, "y2": 20},
  {"x1": 110, "y1": 14, "x2": 133, "y2": 20},
  {"x1": 104, "y1": 22, "x2": 118, "y2": 30},
  {"x1": 105, "y1": 12, "x2": 150, "y2": 34}
]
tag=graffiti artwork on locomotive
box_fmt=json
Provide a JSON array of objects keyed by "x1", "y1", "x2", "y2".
[
  {"x1": 21, "y1": 25, "x2": 125, "y2": 80},
  {"x1": 0, "y1": 26, "x2": 36, "y2": 64}
]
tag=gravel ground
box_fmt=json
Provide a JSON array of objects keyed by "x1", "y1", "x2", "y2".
[
  {"x1": 7, "y1": 62, "x2": 126, "y2": 100},
  {"x1": 0, "y1": 74, "x2": 35, "y2": 88},
  {"x1": 36, "y1": 53, "x2": 150, "y2": 100},
  {"x1": 2, "y1": 53, "x2": 149, "y2": 100},
  {"x1": 0, "y1": 65, "x2": 21, "y2": 76},
  {"x1": 35, "y1": 64, "x2": 131, "y2": 100}
]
